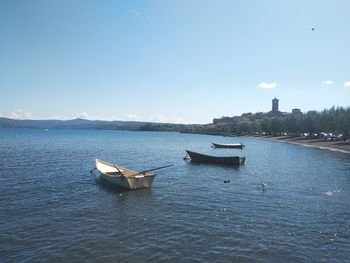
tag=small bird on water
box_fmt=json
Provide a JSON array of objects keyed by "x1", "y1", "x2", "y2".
[{"x1": 261, "y1": 182, "x2": 267, "y2": 191}]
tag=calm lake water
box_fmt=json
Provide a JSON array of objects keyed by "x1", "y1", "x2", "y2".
[{"x1": 1, "y1": 128, "x2": 350, "y2": 263}]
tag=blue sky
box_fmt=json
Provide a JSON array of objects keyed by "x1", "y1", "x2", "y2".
[{"x1": 1, "y1": 0, "x2": 349, "y2": 124}]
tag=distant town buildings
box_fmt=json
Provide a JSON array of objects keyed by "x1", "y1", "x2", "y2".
[
  {"x1": 212, "y1": 98, "x2": 302, "y2": 127},
  {"x1": 292, "y1": 108, "x2": 302, "y2": 114},
  {"x1": 272, "y1": 98, "x2": 279, "y2": 112}
]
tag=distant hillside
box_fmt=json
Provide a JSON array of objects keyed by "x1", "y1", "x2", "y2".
[
  {"x1": 0, "y1": 117, "x2": 151, "y2": 130},
  {"x1": 0, "y1": 117, "x2": 217, "y2": 136}
]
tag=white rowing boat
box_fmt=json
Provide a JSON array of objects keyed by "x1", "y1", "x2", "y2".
[{"x1": 96, "y1": 159, "x2": 156, "y2": 189}]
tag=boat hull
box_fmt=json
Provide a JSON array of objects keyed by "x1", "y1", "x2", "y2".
[
  {"x1": 96, "y1": 159, "x2": 155, "y2": 190},
  {"x1": 100, "y1": 173, "x2": 155, "y2": 189},
  {"x1": 212, "y1": 143, "x2": 244, "y2": 149},
  {"x1": 186, "y1": 150, "x2": 245, "y2": 166}
]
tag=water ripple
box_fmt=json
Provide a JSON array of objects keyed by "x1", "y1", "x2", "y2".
[{"x1": 1, "y1": 129, "x2": 350, "y2": 262}]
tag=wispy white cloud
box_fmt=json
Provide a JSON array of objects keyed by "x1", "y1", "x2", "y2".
[
  {"x1": 132, "y1": 10, "x2": 152, "y2": 22},
  {"x1": 149, "y1": 114, "x2": 187, "y2": 124},
  {"x1": 133, "y1": 10, "x2": 141, "y2": 16},
  {"x1": 171, "y1": 117, "x2": 186, "y2": 124},
  {"x1": 123, "y1": 114, "x2": 140, "y2": 121},
  {"x1": 257, "y1": 82, "x2": 277, "y2": 89},
  {"x1": 344, "y1": 81, "x2": 350, "y2": 88},
  {"x1": 8, "y1": 109, "x2": 32, "y2": 119},
  {"x1": 108, "y1": 115, "x2": 119, "y2": 121},
  {"x1": 322, "y1": 80, "x2": 333, "y2": 87},
  {"x1": 80, "y1": 112, "x2": 89, "y2": 119},
  {"x1": 150, "y1": 113, "x2": 167, "y2": 123},
  {"x1": 48, "y1": 115, "x2": 69, "y2": 120}
]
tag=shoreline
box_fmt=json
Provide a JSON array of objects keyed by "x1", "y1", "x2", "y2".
[
  {"x1": 179, "y1": 131, "x2": 236, "y2": 137},
  {"x1": 245, "y1": 135, "x2": 350, "y2": 155}
]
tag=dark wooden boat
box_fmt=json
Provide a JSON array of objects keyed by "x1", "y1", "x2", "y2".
[
  {"x1": 185, "y1": 150, "x2": 245, "y2": 166},
  {"x1": 212, "y1": 142, "x2": 245, "y2": 149}
]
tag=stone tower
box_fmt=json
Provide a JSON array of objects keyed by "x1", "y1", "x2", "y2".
[{"x1": 272, "y1": 97, "x2": 279, "y2": 112}]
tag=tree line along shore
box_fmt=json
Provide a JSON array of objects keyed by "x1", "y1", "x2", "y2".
[
  {"x1": 1, "y1": 106, "x2": 349, "y2": 143},
  {"x1": 197, "y1": 106, "x2": 350, "y2": 154}
]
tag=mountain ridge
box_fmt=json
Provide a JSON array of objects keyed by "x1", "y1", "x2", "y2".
[{"x1": 0, "y1": 117, "x2": 156, "y2": 130}]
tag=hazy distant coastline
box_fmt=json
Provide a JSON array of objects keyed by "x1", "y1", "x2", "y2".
[
  {"x1": 0, "y1": 117, "x2": 147, "y2": 130},
  {"x1": 0, "y1": 117, "x2": 202, "y2": 132},
  {"x1": 1, "y1": 103, "x2": 349, "y2": 139}
]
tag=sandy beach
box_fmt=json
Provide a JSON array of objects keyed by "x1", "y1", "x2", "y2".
[{"x1": 247, "y1": 135, "x2": 350, "y2": 155}]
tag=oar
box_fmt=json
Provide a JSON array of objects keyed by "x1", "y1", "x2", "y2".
[
  {"x1": 130, "y1": 164, "x2": 174, "y2": 177},
  {"x1": 90, "y1": 167, "x2": 97, "y2": 173},
  {"x1": 113, "y1": 164, "x2": 125, "y2": 177}
]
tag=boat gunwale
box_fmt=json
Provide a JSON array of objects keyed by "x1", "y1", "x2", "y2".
[
  {"x1": 96, "y1": 159, "x2": 155, "y2": 178},
  {"x1": 212, "y1": 142, "x2": 244, "y2": 148}
]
